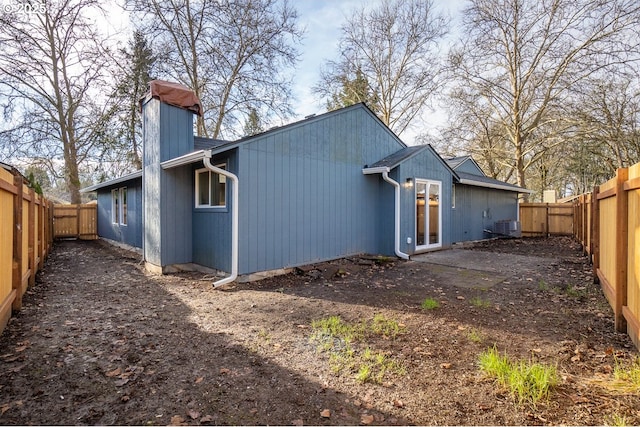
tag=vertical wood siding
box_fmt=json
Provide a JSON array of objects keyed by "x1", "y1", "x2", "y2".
[
  {"x1": 143, "y1": 99, "x2": 195, "y2": 267},
  {"x1": 96, "y1": 179, "x2": 143, "y2": 248},
  {"x1": 233, "y1": 105, "x2": 402, "y2": 274},
  {"x1": 451, "y1": 186, "x2": 519, "y2": 242},
  {"x1": 191, "y1": 151, "x2": 237, "y2": 272}
]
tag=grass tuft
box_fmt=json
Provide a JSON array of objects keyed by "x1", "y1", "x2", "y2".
[
  {"x1": 421, "y1": 297, "x2": 440, "y2": 310},
  {"x1": 311, "y1": 315, "x2": 406, "y2": 384},
  {"x1": 612, "y1": 356, "x2": 640, "y2": 391},
  {"x1": 470, "y1": 296, "x2": 491, "y2": 308},
  {"x1": 479, "y1": 346, "x2": 559, "y2": 405}
]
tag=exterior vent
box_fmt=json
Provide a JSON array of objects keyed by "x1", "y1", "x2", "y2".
[{"x1": 493, "y1": 220, "x2": 521, "y2": 238}]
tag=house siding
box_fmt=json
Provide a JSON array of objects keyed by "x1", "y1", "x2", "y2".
[
  {"x1": 451, "y1": 185, "x2": 519, "y2": 242},
  {"x1": 232, "y1": 105, "x2": 401, "y2": 275},
  {"x1": 191, "y1": 150, "x2": 238, "y2": 272},
  {"x1": 96, "y1": 179, "x2": 143, "y2": 248},
  {"x1": 143, "y1": 99, "x2": 195, "y2": 267},
  {"x1": 454, "y1": 159, "x2": 485, "y2": 176}
]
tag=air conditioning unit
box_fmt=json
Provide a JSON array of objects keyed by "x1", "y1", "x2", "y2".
[{"x1": 493, "y1": 220, "x2": 521, "y2": 238}]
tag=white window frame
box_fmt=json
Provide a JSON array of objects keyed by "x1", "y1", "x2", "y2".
[
  {"x1": 119, "y1": 187, "x2": 127, "y2": 226},
  {"x1": 452, "y1": 184, "x2": 456, "y2": 209},
  {"x1": 111, "y1": 189, "x2": 119, "y2": 224},
  {"x1": 195, "y1": 164, "x2": 227, "y2": 208}
]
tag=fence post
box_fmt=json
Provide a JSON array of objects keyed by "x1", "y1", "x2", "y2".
[
  {"x1": 38, "y1": 195, "x2": 44, "y2": 270},
  {"x1": 11, "y1": 175, "x2": 23, "y2": 311},
  {"x1": 614, "y1": 168, "x2": 629, "y2": 332},
  {"x1": 592, "y1": 186, "x2": 600, "y2": 282},
  {"x1": 28, "y1": 187, "x2": 36, "y2": 288}
]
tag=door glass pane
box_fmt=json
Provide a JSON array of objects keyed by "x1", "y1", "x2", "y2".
[
  {"x1": 416, "y1": 183, "x2": 426, "y2": 246},
  {"x1": 428, "y1": 183, "x2": 440, "y2": 244}
]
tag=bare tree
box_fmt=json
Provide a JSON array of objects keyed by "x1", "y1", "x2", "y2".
[
  {"x1": 569, "y1": 77, "x2": 640, "y2": 172},
  {"x1": 314, "y1": 0, "x2": 449, "y2": 136},
  {"x1": 128, "y1": 0, "x2": 303, "y2": 139},
  {"x1": 0, "y1": 0, "x2": 115, "y2": 203},
  {"x1": 448, "y1": 0, "x2": 640, "y2": 191}
]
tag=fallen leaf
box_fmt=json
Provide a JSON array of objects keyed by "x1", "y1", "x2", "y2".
[
  {"x1": 170, "y1": 415, "x2": 186, "y2": 426},
  {"x1": 571, "y1": 354, "x2": 581, "y2": 362},
  {"x1": 106, "y1": 367, "x2": 122, "y2": 377},
  {"x1": 441, "y1": 363, "x2": 452, "y2": 369},
  {"x1": 456, "y1": 296, "x2": 465, "y2": 300},
  {"x1": 291, "y1": 418, "x2": 304, "y2": 426},
  {"x1": 361, "y1": 414, "x2": 375, "y2": 425},
  {"x1": 200, "y1": 415, "x2": 214, "y2": 423},
  {"x1": 195, "y1": 376, "x2": 204, "y2": 384},
  {"x1": 320, "y1": 409, "x2": 331, "y2": 418},
  {"x1": 121, "y1": 395, "x2": 130, "y2": 402},
  {"x1": 393, "y1": 399, "x2": 404, "y2": 408},
  {"x1": 1, "y1": 404, "x2": 10, "y2": 415},
  {"x1": 219, "y1": 368, "x2": 230, "y2": 375},
  {"x1": 187, "y1": 409, "x2": 201, "y2": 419},
  {"x1": 532, "y1": 348, "x2": 542, "y2": 353},
  {"x1": 15, "y1": 345, "x2": 28, "y2": 353},
  {"x1": 114, "y1": 378, "x2": 130, "y2": 387}
]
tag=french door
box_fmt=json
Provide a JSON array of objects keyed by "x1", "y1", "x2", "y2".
[{"x1": 415, "y1": 180, "x2": 442, "y2": 250}]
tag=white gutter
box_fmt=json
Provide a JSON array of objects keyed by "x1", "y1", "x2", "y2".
[
  {"x1": 203, "y1": 152, "x2": 239, "y2": 288},
  {"x1": 161, "y1": 149, "x2": 207, "y2": 169},
  {"x1": 381, "y1": 171, "x2": 410, "y2": 260}
]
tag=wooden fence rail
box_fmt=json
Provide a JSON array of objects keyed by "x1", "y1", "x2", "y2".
[{"x1": 0, "y1": 166, "x2": 54, "y2": 336}]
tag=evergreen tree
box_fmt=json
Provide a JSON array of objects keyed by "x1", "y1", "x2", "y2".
[
  {"x1": 115, "y1": 30, "x2": 156, "y2": 170},
  {"x1": 243, "y1": 108, "x2": 264, "y2": 137},
  {"x1": 326, "y1": 68, "x2": 379, "y2": 113}
]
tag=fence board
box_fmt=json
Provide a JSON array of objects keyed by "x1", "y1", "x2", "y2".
[
  {"x1": 626, "y1": 163, "x2": 640, "y2": 348},
  {"x1": 0, "y1": 168, "x2": 15, "y2": 332}
]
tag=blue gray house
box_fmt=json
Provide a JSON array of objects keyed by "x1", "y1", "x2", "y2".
[{"x1": 82, "y1": 81, "x2": 529, "y2": 285}]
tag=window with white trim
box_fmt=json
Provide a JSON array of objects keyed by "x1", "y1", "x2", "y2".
[
  {"x1": 111, "y1": 187, "x2": 127, "y2": 225},
  {"x1": 452, "y1": 184, "x2": 456, "y2": 209},
  {"x1": 120, "y1": 187, "x2": 127, "y2": 225},
  {"x1": 111, "y1": 189, "x2": 119, "y2": 224},
  {"x1": 195, "y1": 165, "x2": 226, "y2": 208}
]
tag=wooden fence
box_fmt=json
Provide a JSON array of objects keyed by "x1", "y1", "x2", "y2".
[
  {"x1": 519, "y1": 203, "x2": 574, "y2": 236},
  {"x1": 589, "y1": 164, "x2": 640, "y2": 349},
  {"x1": 519, "y1": 163, "x2": 640, "y2": 350},
  {"x1": 53, "y1": 204, "x2": 97, "y2": 240},
  {"x1": 0, "y1": 166, "x2": 54, "y2": 336}
]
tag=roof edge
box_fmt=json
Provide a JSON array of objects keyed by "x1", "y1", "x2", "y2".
[
  {"x1": 80, "y1": 170, "x2": 142, "y2": 193},
  {"x1": 458, "y1": 178, "x2": 533, "y2": 194}
]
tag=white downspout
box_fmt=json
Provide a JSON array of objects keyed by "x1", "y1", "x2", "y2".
[
  {"x1": 381, "y1": 171, "x2": 410, "y2": 260},
  {"x1": 203, "y1": 153, "x2": 239, "y2": 287}
]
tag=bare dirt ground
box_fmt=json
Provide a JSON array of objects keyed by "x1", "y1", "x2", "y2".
[{"x1": 0, "y1": 237, "x2": 638, "y2": 425}]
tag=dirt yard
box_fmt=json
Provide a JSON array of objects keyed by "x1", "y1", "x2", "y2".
[{"x1": 0, "y1": 237, "x2": 638, "y2": 425}]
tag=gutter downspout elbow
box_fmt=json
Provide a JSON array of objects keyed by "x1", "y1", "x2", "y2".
[
  {"x1": 203, "y1": 153, "x2": 239, "y2": 287},
  {"x1": 381, "y1": 171, "x2": 410, "y2": 260}
]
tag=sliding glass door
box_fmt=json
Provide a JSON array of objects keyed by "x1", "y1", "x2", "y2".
[{"x1": 415, "y1": 180, "x2": 441, "y2": 250}]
